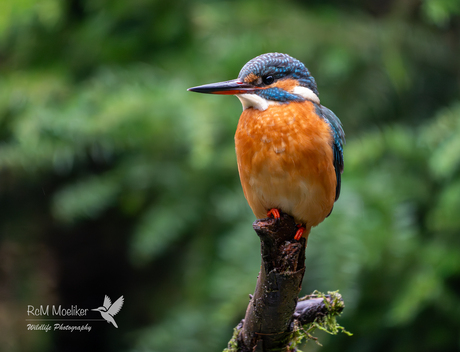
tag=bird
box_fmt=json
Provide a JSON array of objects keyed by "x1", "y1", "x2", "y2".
[
  {"x1": 188, "y1": 53, "x2": 344, "y2": 241},
  {"x1": 92, "y1": 295, "x2": 124, "y2": 328}
]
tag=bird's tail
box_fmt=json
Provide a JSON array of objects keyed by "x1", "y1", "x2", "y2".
[{"x1": 107, "y1": 316, "x2": 118, "y2": 328}]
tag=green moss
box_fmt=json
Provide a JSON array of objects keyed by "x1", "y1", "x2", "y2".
[
  {"x1": 290, "y1": 291, "x2": 352, "y2": 351},
  {"x1": 223, "y1": 325, "x2": 242, "y2": 352}
]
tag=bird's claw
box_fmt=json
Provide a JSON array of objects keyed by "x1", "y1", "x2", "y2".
[
  {"x1": 267, "y1": 208, "x2": 281, "y2": 221},
  {"x1": 294, "y1": 224, "x2": 305, "y2": 241}
]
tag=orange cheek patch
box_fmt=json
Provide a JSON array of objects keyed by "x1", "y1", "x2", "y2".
[{"x1": 272, "y1": 78, "x2": 297, "y2": 92}]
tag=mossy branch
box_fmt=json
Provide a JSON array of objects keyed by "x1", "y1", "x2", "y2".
[{"x1": 223, "y1": 212, "x2": 350, "y2": 352}]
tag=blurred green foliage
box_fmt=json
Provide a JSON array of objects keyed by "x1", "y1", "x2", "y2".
[{"x1": 0, "y1": 0, "x2": 459, "y2": 351}]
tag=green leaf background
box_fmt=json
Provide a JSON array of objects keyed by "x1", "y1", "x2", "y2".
[{"x1": 1, "y1": 1, "x2": 459, "y2": 351}]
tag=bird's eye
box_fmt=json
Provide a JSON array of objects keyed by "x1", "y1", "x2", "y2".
[{"x1": 262, "y1": 75, "x2": 274, "y2": 85}]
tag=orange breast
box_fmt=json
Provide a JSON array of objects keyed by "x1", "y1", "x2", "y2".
[{"x1": 234, "y1": 101, "x2": 336, "y2": 234}]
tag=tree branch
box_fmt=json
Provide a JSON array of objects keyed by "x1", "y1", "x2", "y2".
[
  {"x1": 238, "y1": 212, "x2": 306, "y2": 352},
  {"x1": 224, "y1": 212, "x2": 347, "y2": 352}
]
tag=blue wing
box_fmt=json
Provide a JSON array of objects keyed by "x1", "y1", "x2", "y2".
[{"x1": 318, "y1": 105, "x2": 345, "y2": 201}]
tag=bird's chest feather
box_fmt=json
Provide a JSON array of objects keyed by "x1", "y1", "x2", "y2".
[{"x1": 234, "y1": 101, "x2": 336, "y2": 223}]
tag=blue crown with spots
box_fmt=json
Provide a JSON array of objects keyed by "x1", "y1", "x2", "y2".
[{"x1": 238, "y1": 53, "x2": 319, "y2": 97}]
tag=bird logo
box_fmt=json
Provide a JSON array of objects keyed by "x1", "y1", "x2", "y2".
[
  {"x1": 92, "y1": 295, "x2": 124, "y2": 328},
  {"x1": 189, "y1": 53, "x2": 345, "y2": 241}
]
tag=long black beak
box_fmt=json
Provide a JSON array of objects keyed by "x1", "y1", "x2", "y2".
[{"x1": 188, "y1": 78, "x2": 257, "y2": 95}]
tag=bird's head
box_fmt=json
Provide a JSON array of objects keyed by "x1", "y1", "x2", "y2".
[{"x1": 188, "y1": 52, "x2": 319, "y2": 111}]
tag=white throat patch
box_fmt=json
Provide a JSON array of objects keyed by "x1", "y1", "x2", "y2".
[{"x1": 236, "y1": 94, "x2": 274, "y2": 111}]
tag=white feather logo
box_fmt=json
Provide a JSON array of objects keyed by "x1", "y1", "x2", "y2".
[{"x1": 92, "y1": 295, "x2": 124, "y2": 328}]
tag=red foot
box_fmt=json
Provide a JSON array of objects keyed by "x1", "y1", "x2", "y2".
[
  {"x1": 267, "y1": 208, "x2": 281, "y2": 220},
  {"x1": 294, "y1": 224, "x2": 305, "y2": 241}
]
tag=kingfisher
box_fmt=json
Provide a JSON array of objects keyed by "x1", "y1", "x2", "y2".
[{"x1": 188, "y1": 53, "x2": 345, "y2": 241}]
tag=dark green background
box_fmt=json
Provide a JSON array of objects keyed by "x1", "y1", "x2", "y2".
[{"x1": 1, "y1": 0, "x2": 460, "y2": 351}]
